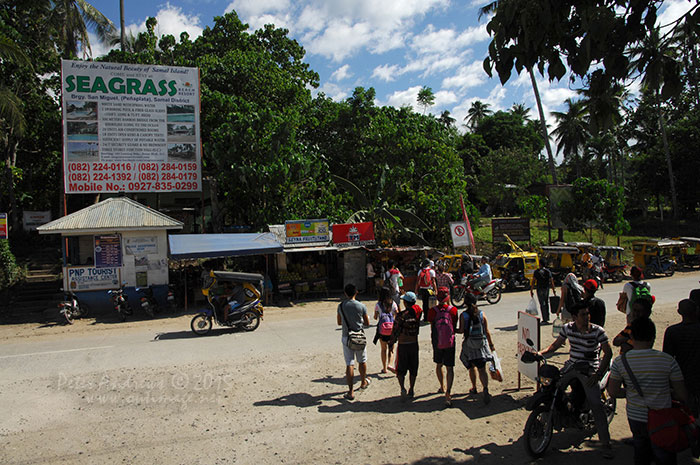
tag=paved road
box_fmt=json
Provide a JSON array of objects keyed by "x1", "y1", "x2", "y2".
[{"x1": 1, "y1": 271, "x2": 698, "y2": 385}]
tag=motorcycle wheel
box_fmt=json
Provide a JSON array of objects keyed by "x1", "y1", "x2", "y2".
[
  {"x1": 602, "y1": 393, "x2": 616, "y2": 425},
  {"x1": 144, "y1": 304, "x2": 155, "y2": 318},
  {"x1": 123, "y1": 304, "x2": 134, "y2": 316},
  {"x1": 240, "y1": 310, "x2": 261, "y2": 332},
  {"x1": 524, "y1": 405, "x2": 554, "y2": 458},
  {"x1": 664, "y1": 265, "x2": 675, "y2": 277},
  {"x1": 191, "y1": 314, "x2": 212, "y2": 335},
  {"x1": 79, "y1": 303, "x2": 90, "y2": 318},
  {"x1": 612, "y1": 271, "x2": 624, "y2": 283},
  {"x1": 62, "y1": 310, "x2": 74, "y2": 325},
  {"x1": 485, "y1": 286, "x2": 502, "y2": 304},
  {"x1": 451, "y1": 285, "x2": 466, "y2": 308}
]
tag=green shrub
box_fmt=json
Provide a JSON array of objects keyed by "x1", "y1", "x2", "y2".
[{"x1": 0, "y1": 240, "x2": 21, "y2": 289}]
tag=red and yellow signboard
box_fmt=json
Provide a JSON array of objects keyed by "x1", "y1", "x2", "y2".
[{"x1": 0, "y1": 213, "x2": 7, "y2": 239}]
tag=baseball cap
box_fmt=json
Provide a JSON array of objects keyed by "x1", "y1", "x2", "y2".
[
  {"x1": 583, "y1": 279, "x2": 598, "y2": 292},
  {"x1": 401, "y1": 291, "x2": 417, "y2": 303},
  {"x1": 437, "y1": 286, "x2": 450, "y2": 302}
]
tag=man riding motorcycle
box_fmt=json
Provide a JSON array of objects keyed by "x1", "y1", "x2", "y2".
[
  {"x1": 469, "y1": 256, "x2": 492, "y2": 292},
  {"x1": 538, "y1": 304, "x2": 614, "y2": 458}
]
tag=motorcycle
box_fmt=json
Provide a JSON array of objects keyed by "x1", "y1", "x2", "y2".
[
  {"x1": 450, "y1": 273, "x2": 503, "y2": 307},
  {"x1": 600, "y1": 263, "x2": 626, "y2": 283},
  {"x1": 107, "y1": 287, "x2": 133, "y2": 321},
  {"x1": 520, "y1": 350, "x2": 616, "y2": 458},
  {"x1": 58, "y1": 291, "x2": 90, "y2": 324},
  {"x1": 646, "y1": 256, "x2": 676, "y2": 277},
  {"x1": 166, "y1": 284, "x2": 177, "y2": 310},
  {"x1": 191, "y1": 271, "x2": 264, "y2": 336},
  {"x1": 136, "y1": 286, "x2": 159, "y2": 317}
]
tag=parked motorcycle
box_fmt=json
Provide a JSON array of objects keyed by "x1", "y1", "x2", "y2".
[
  {"x1": 520, "y1": 350, "x2": 616, "y2": 458},
  {"x1": 646, "y1": 256, "x2": 676, "y2": 277},
  {"x1": 107, "y1": 287, "x2": 132, "y2": 321},
  {"x1": 136, "y1": 286, "x2": 159, "y2": 317},
  {"x1": 191, "y1": 271, "x2": 264, "y2": 336},
  {"x1": 600, "y1": 263, "x2": 626, "y2": 283},
  {"x1": 166, "y1": 284, "x2": 177, "y2": 310},
  {"x1": 58, "y1": 291, "x2": 90, "y2": 325},
  {"x1": 450, "y1": 274, "x2": 503, "y2": 307}
]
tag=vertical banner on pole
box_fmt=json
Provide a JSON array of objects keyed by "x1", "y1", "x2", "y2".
[{"x1": 459, "y1": 194, "x2": 476, "y2": 254}]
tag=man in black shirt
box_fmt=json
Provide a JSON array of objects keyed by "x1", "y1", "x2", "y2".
[
  {"x1": 573, "y1": 279, "x2": 606, "y2": 327},
  {"x1": 663, "y1": 297, "x2": 700, "y2": 416},
  {"x1": 530, "y1": 260, "x2": 557, "y2": 323}
]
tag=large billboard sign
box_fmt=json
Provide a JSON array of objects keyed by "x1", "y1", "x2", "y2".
[
  {"x1": 492, "y1": 217, "x2": 530, "y2": 243},
  {"x1": 285, "y1": 219, "x2": 330, "y2": 244},
  {"x1": 332, "y1": 222, "x2": 375, "y2": 247},
  {"x1": 61, "y1": 60, "x2": 202, "y2": 194}
]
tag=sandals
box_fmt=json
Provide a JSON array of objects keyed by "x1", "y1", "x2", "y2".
[
  {"x1": 468, "y1": 387, "x2": 478, "y2": 395},
  {"x1": 359, "y1": 378, "x2": 371, "y2": 390},
  {"x1": 343, "y1": 392, "x2": 355, "y2": 401}
]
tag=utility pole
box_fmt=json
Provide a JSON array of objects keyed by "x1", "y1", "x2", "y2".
[{"x1": 120, "y1": 0, "x2": 125, "y2": 52}]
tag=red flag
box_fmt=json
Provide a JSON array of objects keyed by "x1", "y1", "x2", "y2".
[{"x1": 459, "y1": 194, "x2": 476, "y2": 254}]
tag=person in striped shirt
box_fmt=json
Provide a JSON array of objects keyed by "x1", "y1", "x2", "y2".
[
  {"x1": 608, "y1": 317, "x2": 687, "y2": 465},
  {"x1": 539, "y1": 304, "x2": 614, "y2": 458}
]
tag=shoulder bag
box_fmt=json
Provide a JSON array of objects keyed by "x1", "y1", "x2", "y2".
[
  {"x1": 621, "y1": 353, "x2": 699, "y2": 453},
  {"x1": 340, "y1": 301, "x2": 367, "y2": 351}
]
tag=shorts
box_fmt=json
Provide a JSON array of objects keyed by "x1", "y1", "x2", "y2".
[
  {"x1": 396, "y1": 342, "x2": 419, "y2": 377},
  {"x1": 341, "y1": 337, "x2": 367, "y2": 366},
  {"x1": 378, "y1": 334, "x2": 392, "y2": 343},
  {"x1": 432, "y1": 346, "x2": 456, "y2": 367},
  {"x1": 465, "y1": 358, "x2": 487, "y2": 369}
]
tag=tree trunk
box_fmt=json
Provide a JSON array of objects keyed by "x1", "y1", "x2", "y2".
[
  {"x1": 209, "y1": 176, "x2": 223, "y2": 233},
  {"x1": 3, "y1": 136, "x2": 19, "y2": 233},
  {"x1": 529, "y1": 68, "x2": 558, "y2": 184},
  {"x1": 656, "y1": 92, "x2": 678, "y2": 220},
  {"x1": 120, "y1": 0, "x2": 126, "y2": 52}
]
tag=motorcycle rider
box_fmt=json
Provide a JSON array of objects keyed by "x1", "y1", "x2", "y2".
[
  {"x1": 538, "y1": 304, "x2": 615, "y2": 459},
  {"x1": 217, "y1": 282, "x2": 246, "y2": 322},
  {"x1": 469, "y1": 256, "x2": 492, "y2": 292}
]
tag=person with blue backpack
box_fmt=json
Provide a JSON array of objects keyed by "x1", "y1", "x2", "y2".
[
  {"x1": 373, "y1": 286, "x2": 398, "y2": 374},
  {"x1": 457, "y1": 293, "x2": 496, "y2": 404},
  {"x1": 427, "y1": 287, "x2": 459, "y2": 407}
]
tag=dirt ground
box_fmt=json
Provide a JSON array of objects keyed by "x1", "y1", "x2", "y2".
[{"x1": 1, "y1": 297, "x2": 699, "y2": 465}]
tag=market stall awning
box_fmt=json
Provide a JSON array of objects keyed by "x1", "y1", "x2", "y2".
[{"x1": 168, "y1": 233, "x2": 283, "y2": 260}]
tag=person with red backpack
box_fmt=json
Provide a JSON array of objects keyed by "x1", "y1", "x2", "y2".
[
  {"x1": 414, "y1": 260, "x2": 436, "y2": 322},
  {"x1": 427, "y1": 287, "x2": 458, "y2": 407}
]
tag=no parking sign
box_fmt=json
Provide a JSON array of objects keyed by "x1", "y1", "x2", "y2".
[{"x1": 449, "y1": 221, "x2": 471, "y2": 248}]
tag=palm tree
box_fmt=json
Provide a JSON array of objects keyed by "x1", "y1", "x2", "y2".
[
  {"x1": 417, "y1": 86, "x2": 435, "y2": 114},
  {"x1": 465, "y1": 100, "x2": 492, "y2": 130},
  {"x1": 510, "y1": 103, "x2": 531, "y2": 121},
  {"x1": 438, "y1": 110, "x2": 456, "y2": 128},
  {"x1": 0, "y1": 33, "x2": 32, "y2": 136},
  {"x1": 551, "y1": 98, "x2": 590, "y2": 178},
  {"x1": 628, "y1": 27, "x2": 680, "y2": 219},
  {"x1": 49, "y1": 0, "x2": 116, "y2": 58}
]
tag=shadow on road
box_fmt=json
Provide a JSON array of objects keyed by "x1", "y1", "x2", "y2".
[{"x1": 153, "y1": 328, "x2": 235, "y2": 340}]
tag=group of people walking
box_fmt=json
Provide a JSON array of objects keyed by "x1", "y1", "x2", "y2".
[{"x1": 337, "y1": 279, "x2": 496, "y2": 407}]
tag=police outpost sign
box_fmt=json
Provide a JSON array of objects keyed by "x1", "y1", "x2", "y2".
[{"x1": 61, "y1": 60, "x2": 202, "y2": 194}]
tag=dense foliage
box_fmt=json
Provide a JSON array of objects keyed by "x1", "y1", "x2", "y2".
[{"x1": 1, "y1": 1, "x2": 699, "y2": 250}]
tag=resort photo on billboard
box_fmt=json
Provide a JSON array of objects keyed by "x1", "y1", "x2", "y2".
[
  {"x1": 166, "y1": 104, "x2": 195, "y2": 123},
  {"x1": 65, "y1": 101, "x2": 97, "y2": 120},
  {"x1": 167, "y1": 143, "x2": 195, "y2": 161},
  {"x1": 66, "y1": 121, "x2": 98, "y2": 141},
  {"x1": 67, "y1": 141, "x2": 99, "y2": 161},
  {"x1": 167, "y1": 123, "x2": 196, "y2": 142}
]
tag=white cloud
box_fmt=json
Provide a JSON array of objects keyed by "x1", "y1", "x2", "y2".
[
  {"x1": 372, "y1": 64, "x2": 401, "y2": 82},
  {"x1": 385, "y1": 85, "x2": 423, "y2": 109},
  {"x1": 441, "y1": 60, "x2": 486, "y2": 90},
  {"x1": 411, "y1": 24, "x2": 488, "y2": 55},
  {"x1": 125, "y1": 4, "x2": 204, "y2": 41},
  {"x1": 657, "y1": 0, "x2": 695, "y2": 32},
  {"x1": 331, "y1": 64, "x2": 352, "y2": 81},
  {"x1": 486, "y1": 85, "x2": 508, "y2": 110},
  {"x1": 316, "y1": 82, "x2": 350, "y2": 101},
  {"x1": 227, "y1": 0, "x2": 290, "y2": 17},
  {"x1": 306, "y1": 20, "x2": 372, "y2": 61},
  {"x1": 433, "y1": 90, "x2": 458, "y2": 108}
]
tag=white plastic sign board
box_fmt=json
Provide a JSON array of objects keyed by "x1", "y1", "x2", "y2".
[
  {"x1": 517, "y1": 311, "x2": 540, "y2": 382},
  {"x1": 61, "y1": 59, "x2": 202, "y2": 194},
  {"x1": 450, "y1": 221, "x2": 471, "y2": 247}
]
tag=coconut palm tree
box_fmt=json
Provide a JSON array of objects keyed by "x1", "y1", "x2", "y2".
[
  {"x1": 438, "y1": 110, "x2": 456, "y2": 128},
  {"x1": 0, "y1": 32, "x2": 31, "y2": 136},
  {"x1": 49, "y1": 0, "x2": 116, "y2": 58},
  {"x1": 551, "y1": 98, "x2": 589, "y2": 178},
  {"x1": 417, "y1": 86, "x2": 435, "y2": 115},
  {"x1": 464, "y1": 100, "x2": 492, "y2": 130},
  {"x1": 510, "y1": 103, "x2": 531, "y2": 121}
]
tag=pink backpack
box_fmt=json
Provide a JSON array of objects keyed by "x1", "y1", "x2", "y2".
[
  {"x1": 434, "y1": 304, "x2": 455, "y2": 349},
  {"x1": 378, "y1": 310, "x2": 394, "y2": 336}
]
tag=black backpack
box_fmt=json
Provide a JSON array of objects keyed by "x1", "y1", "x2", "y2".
[{"x1": 402, "y1": 307, "x2": 420, "y2": 337}]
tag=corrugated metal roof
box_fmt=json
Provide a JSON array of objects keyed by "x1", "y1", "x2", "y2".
[{"x1": 37, "y1": 197, "x2": 183, "y2": 234}]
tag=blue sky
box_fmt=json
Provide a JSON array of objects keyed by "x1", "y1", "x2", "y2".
[{"x1": 88, "y1": 0, "x2": 693, "y2": 141}]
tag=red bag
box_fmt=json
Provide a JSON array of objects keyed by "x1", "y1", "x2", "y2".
[{"x1": 647, "y1": 402, "x2": 698, "y2": 452}]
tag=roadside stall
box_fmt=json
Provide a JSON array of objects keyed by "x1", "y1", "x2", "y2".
[
  {"x1": 365, "y1": 246, "x2": 440, "y2": 293},
  {"x1": 37, "y1": 197, "x2": 183, "y2": 313}
]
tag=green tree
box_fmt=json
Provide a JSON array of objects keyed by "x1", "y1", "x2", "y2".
[
  {"x1": 561, "y1": 177, "x2": 630, "y2": 238},
  {"x1": 552, "y1": 98, "x2": 590, "y2": 178},
  {"x1": 416, "y1": 86, "x2": 435, "y2": 114},
  {"x1": 48, "y1": 0, "x2": 116, "y2": 58},
  {"x1": 510, "y1": 103, "x2": 531, "y2": 121},
  {"x1": 465, "y1": 100, "x2": 492, "y2": 130},
  {"x1": 438, "y1": 110, "x2": 456, "y2": 128}
]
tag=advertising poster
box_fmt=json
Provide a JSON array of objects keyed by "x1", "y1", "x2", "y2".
[
  {"x1": 65, "y1": 266, "x2": 121, "y2": 291},
  {"x1": 94, "y1": 235, "x2": 122, "y2": 268},
  {"x1": 517, "y1": 311, "x2": 540, "y2": 382},
  {"x1": 492, "y1": 217, "x2": 531, "y2": 243},
  {"x1": 61, "y1": 60, "x2": 202, "y2": 193},
  {"x1": 332, "y1": 222, "x2": 375, "y2": 247},
  {"x1": 22, "y1": 211, "x2": 51, "y2": 231},
  {"x1": 285, "y1": 219, "x2": 330, "y2": 243},
  {"x1": 0, "y1": 213, "x2": 7, "y2": 239}
]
